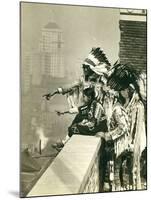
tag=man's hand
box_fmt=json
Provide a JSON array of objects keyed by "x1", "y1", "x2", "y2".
[
  {"x1": 95, "y1": 132, "x2": 105, "y2": 139},
  {"x1": 43, "y1": 93, "x2": 52, "y2": 100},
  {"x1": 42, "y1": 90, "x2": 59, "y2": 100},
  {"x1": 104, "y1": 132, "x2": 112, "y2": 141},
  {"x1": 55, "y1": 110, "x2": 64, "y2": 116},
  {"x1": 128, "y1": 143, "x2": 134, "y2": 152}
]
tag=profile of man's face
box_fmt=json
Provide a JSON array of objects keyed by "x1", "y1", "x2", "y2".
[
  {"x1": 83, "y1": 94, "x2": 91, "y2": 104},
  {"x1": 82, "y1": 64, "x2": 90, "y2": 75}
]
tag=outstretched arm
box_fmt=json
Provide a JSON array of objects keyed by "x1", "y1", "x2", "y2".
[
  {"x1": 56, "y1": 107, "x2": 79, "y2": 116},
  {"x1": 55, "y1": 110, "x2": 70, "y2": 116},
  {"x1": 42, "y1": 90, "x2": 60, "y2": 100},
  {"x1": 43, "y1": 78, "x2": 83, "y2": 100}
]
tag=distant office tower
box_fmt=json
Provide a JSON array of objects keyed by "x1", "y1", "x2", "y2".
[
  {"x1": 31, "y1": 52, "x2": 42, "y2": 86},
  {"x1": 39, "y1": 22, "x2": 65, "y2": 79},
  {"x1": 22, "y1": 52, "x2": 32, "y2": 94}
]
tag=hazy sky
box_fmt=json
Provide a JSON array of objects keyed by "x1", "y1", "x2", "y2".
[{"x1": 21, "y1": 2, "x2": 120, "y2": 79}]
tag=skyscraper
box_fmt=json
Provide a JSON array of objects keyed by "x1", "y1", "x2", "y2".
[
  {"x1": 22, "y1": 52, "x2": 32, "y2": 94},
  {"x1": 39, "y1": 22, "x2": 65, "y2": 82}
]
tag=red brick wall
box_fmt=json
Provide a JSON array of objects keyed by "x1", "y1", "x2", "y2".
[{"x1": 119, "y1": 20, "x2": 147, "y2": 72}]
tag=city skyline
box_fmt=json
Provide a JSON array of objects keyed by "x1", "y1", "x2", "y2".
[
  {"x1": 21, "y1": 3, "x2": 120, "y2": 89},
  {"x1": 22, "y1": 20, "x2": 67, "y2": 94}
]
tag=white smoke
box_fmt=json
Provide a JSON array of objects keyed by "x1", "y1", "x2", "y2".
[{"x1": 36, "y1": 126, "x2": 48, "y2": 151}]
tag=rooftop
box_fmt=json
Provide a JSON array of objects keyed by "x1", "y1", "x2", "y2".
[{"x1": 44, "y1": 22, "x2": 60, "y2": 29}]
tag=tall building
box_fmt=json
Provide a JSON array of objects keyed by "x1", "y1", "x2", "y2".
[
  {"x1": 22, "y1": 52, "x2": 32, "y2": 94},
  {"x1": 119, "y1": 9, "x2": 147, "y2": 72},
  {"x1": 22, "y1": 21, "x2": 69, "y2": 150},
  {"x1": 31, "y1": 51, "x2": 42, "y2": 86},
  {"x1": 39, "y1": 22, "x2": 65, "y2": 83}
]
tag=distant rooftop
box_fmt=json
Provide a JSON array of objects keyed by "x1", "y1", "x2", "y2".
[{"x1": 44, "y1": 22, "x2": 60, "y2": 29}]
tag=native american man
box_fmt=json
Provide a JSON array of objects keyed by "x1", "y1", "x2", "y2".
[{"x1": 106, "y1": 63, "x2": 147, "y2": 190}]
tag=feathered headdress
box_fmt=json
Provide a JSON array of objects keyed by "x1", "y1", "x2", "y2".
[
  {"x1": 83, "y1": 47, "x2": 111, "y2": 76},
  {"x1": 107, "y1": 62, "x2": 140, "y2": 91}
]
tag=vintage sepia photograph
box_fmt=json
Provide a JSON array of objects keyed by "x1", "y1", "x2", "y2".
[{"x1": 20, "y1": 2, "x2": 147, "y2": 198}]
